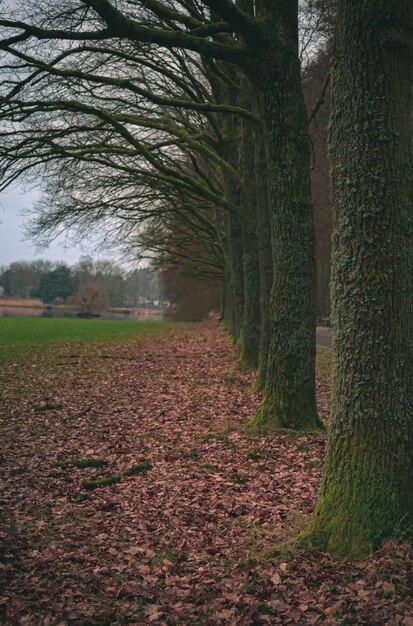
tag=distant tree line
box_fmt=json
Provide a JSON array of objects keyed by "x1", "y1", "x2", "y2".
[{"x1": 0, "y1": 256, "x2": 162, "y2": 307}]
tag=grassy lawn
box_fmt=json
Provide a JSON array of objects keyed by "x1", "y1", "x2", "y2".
[
  {"x1": 0, "y1": 316, "x2": 332, "y2": 379},
  {"x1": 0, "y1": 317, "x2": 185, "y2": 363}
]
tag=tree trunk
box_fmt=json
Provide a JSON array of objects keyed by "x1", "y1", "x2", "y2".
[
  {"x1": 249, "y1": 1, "x2": 321, "y2": 429},
  {"x1": 220, "y1": 112, "x2": 245, "y2": 342},
  {"x1": 254, "y1": 99, "x2": 273, "y2": 386},
  {"x1": 303, "y1": 0, "x2": 413, "y2": 557},
  {"x1": 225, "y1": 207, "x2": 244, "y2": 340},
  {"x1": 237, "y1": 76, "x2": 261, "y2": 367}
]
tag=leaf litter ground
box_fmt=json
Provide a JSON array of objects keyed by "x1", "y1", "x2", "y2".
[{"x1": 1, "y1": 322, "x2": 412, "y2": 625}]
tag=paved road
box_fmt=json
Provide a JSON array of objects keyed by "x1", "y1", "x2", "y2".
[{"x1": 316, "y1": 326, "x2": 332, "y2": 348}]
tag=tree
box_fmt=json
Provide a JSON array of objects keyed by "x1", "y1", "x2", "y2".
[
  {"x1": 248, "y1": 1, "x2": 321, "y2": 429},
  {"x1": 72, "y1": 282, "x2": 110, "y2": 315},
  {"x1": 0, "y1": 259, "x2": 54, "y2": 298},
  {"x1": 302, "y1": 0, "x2": 413, "y2": 557},
  {"x1": 35, "y1": 264, "x2": 75, "y2": 303},
  {"x1": 73, "y1": 256, "x2": 127, "y2": 306}
]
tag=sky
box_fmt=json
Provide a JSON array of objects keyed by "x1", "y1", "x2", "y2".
[{"x1": 0, "y1": 185, "x2": 97, "y2": 267}]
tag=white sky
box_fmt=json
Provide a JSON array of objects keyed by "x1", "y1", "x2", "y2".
[{"x1": 0, "y1": 185, "x2": 97, "y2": 266}]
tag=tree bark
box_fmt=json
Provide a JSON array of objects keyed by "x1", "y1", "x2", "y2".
[
  {"x1": 254, "y1": 99, "x2": 273, "y2": 385},
  {"x1": 237, "y1": 75, "x2": 261, "y2": 367},
  {"x1": 221, "y1": 121, "x2": 244, "y2": 341},
  {"x1": 249, "y1": 1, "x2": 321, "y2": 429},
  {"x1": 303, "y1": 0, "x2": 413, "y2": 557},
  {"x1": 225, "y1": 206, "x2": 245, "y2": 340}
]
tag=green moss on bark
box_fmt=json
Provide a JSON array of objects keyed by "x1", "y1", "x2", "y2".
[
  {"x1": 250, "y1": 385, "x2": 323, "y2": 431},
  {"x1": 301, "y1": 435, "x2": 413, "y2": 558}
]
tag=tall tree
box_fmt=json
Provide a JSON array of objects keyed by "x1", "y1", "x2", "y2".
[
  {"x1": 237, "y1": 74, "x2": 261, "y2": 367},
  {"x1": 249, "y1": 1, "x2": 321, "y2": 429},
  {"x1": 36, "y1": 264, "x2": 75, "y2": 303},
  {"x1": 303, "y1": 0, "x2": 413, "y2": 556},
  {"x1": 253, "y1": 108, "x2": 273, "y2": 385}
]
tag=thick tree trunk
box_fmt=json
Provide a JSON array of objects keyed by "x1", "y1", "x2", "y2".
[
  {"x1": 254, "y1": 101, "x2": 273, "y2": 386},
  {"x1": 303, "y1": 0, "x2": 413, "y2": 557},
  {"x1": 220, "y1": 114, "x2": 245, "y2": 342},
  {"x1": 221, "y1": 179, "x2": 244, "y2": 341},
  {"x1": 225, "y1": 207, "x2": 244, "y2": 340},
  {"x1": 249, "y1": 2, "x2": 321, "y2": 429},
  {"x1": 237, "y1": 77, "x2": 261, "y2": 367},
  {"x1": 227, "y1": 0, "x2": 260, "y2": 367}
]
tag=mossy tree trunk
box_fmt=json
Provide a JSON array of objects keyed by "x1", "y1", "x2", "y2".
[
  {"x1": 217, "y1": 89, "x2": 244, "y2": 341},
  {"x1": 303, "y1": 0, "x2": 413, "y2": 557},
  {"x1": 249, "y1": 1, "x2": 321, "y2": 430},
  {"x1": 221, "y1": 120, "x2": 244, "y2": 342},
  {"x1": 225, "y1": 205, "x2": 245, "y2": 340},
  {"x1": 254, "y1": 99, "x2": 273, "y2": 386},
  {"x1": 237, "y1": 75, "x2": 261, "y2": 367}
]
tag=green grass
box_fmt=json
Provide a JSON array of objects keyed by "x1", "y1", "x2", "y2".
[
  {"x1": 54, "y1": 458, "x2": 109, "y2": 469},
  {"x1": 0, "y1": 317, "x2": 187, "y2": 363},
  {"x1": 82, "y1": 476, "x2": 122, "y2": 490},
  {"x1": 316, "y1": 345, "x2": 332, "y2": 386},
  {"x1": 126, "y1": 461, "x2": 153, "y2": 475}
]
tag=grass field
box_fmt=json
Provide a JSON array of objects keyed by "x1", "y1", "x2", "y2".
[
  {"x1": 0, "y1": 316, "x2": 331, "y2": 379},
  {"x1": 0, "y1": 317, "x2": 184, "y2": 363}
]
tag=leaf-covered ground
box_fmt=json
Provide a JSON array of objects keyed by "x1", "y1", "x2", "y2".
[{"x1": 1, "y1": 322, "x2": 412, "y2": 625}]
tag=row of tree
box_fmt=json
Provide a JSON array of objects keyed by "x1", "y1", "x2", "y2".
[
  {"x1": 0, "y1": 0, "x2": 412, "y2": 558},
  {"x1": 0, "y1": 257, "x2": 162, "y2": 307},
  {"x1": 0, "y1": 0, "x2": 330, "y2": 424}
]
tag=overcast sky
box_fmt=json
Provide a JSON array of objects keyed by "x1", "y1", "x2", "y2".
[{"x1": 0, "y1": 185, "x2": 98, "y2": 267}]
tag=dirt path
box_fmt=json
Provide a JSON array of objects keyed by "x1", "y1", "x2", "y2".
[{"x1": 0, "y1": 323, "x2": 412, "y2": 625}]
